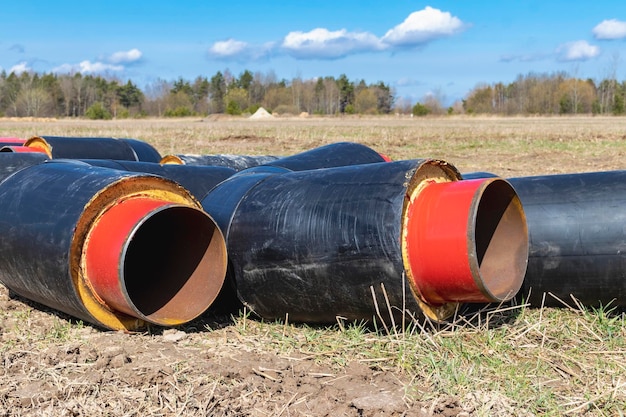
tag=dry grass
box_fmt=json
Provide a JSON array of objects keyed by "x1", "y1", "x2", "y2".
[
  {"x1": 0, "y1": 115, "x2": 625, "y2": 416},
  {"x1": 2, "y1": 115, "x2": 625, "y2": 176}
]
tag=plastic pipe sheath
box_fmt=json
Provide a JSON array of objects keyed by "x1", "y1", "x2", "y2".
[
  {"x1": 76, "y1": 159, "x2": 236, "y2": 200},
  {"x1": 161, "y1": 142, "x2": 386, "y2": 171},
  {"x1": 24, "y1": 136, "x2": 160, "y2": 161},
  {"x1": 509, "y1": 171, "x2": 626, "y2": 307},
  {"x1": 161, "y1": 154, "x2": 278, "y2": 170},
  {"x1": 263, "y1": 142, "x2": 388, "y2": 171}
]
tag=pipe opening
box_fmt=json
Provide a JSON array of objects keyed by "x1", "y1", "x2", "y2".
[
  {"x1": 122, "y1": 206, "x2": 226, "y2": 324},
  {"x1": 473, "y1": 180, "x2": 528, "y2": 301}
]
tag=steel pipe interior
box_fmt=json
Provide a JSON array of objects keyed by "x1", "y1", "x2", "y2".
[
  {"x1": 473, "y1": 179, "x2": 528, "y2": 301},
  {"x1": 121, "y1": 206, "x2": 225, "y2": 323}
]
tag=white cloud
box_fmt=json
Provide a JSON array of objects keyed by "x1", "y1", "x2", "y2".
[
  {"x1": 9, "y1": 61, "x2": 31, "y2": 74},
  {"x1": 207, "y1": 7, "x2": 465, "y2": 62},
  {"x1": 209, "y1": 39, "x2": 249, "y2": 57},
  {"x1": 593, "y1": 19, "x2": 626, "y2": 40},
  {"x1": 281, "y1": 28, "x2": 384, "y2": 59},
  {"x1": 556, "y1": 40, "x2": 600, "y2": 61},
  {"x1": 108, "y1": 48, "x2": 143, "y2": 64},
  {"x1": 382, "y1": 6, "x2": 465, "y2": 47},
  {"x1": 52, "y1": 49, "x2": 141, "y2": 75},
  {"x1": 208, "y1": 39, "x2": 274, "y2": 61},
  {"x1": 52, "y1": 60, "x2": 124, "y2": 74}
]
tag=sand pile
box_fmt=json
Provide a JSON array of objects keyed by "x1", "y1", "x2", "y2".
[{"x1": 249, "y1": 107, "x2": 274, "y2": 120}]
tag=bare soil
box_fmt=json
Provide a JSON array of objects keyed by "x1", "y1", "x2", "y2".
[
  {"x1": 0, "y1": 116, "x2": 624, "y2": 416},
  {"x1": 1, "y1": 285, "x2": 439, "y2": 417}
]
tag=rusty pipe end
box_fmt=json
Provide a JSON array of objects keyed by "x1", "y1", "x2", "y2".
[
  {"x1": 404, "y1": 177, "x2": 528, "y2": 306},
  {"x1": 83, "y1": 196, "x2": 227, "y2": 326},
  {"x1": 23, "y1": 137, "x2": 53, "y2": 158},
  {"x1": 160, "y1": 155, "x2": 185, "y2": 165}
]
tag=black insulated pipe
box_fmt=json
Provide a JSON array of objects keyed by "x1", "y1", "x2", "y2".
[
  {"x1": 161, "y1": 153, "x2": 278, "y2": 170},
  {"x1": 199, "y1": 142, "x2": 392, "y2": 313},
  {"x1": 76, "y1": 159, "x2": 236, "y2": 200},
  {"x1": 508, "y1": 170, "x2": 626, "y2": 307},
  {"x1": 209, "y1": 159, "x2": 527, "y2": 323},
  {"x1": 24, "y1": 136, "x2": 160, "y2": 161},
  {"x1": 0, "y1": 152, "x2": 50, "y2": 181},
  {"x1": 263, "y1": 141, "x2": 389, "y2": 170},
  {"x1": 161, "y1": 142, "x2": 389, "y2": 171},
  {"x1": 0, "y1": 161, "x2": 227, "y2": 330}
]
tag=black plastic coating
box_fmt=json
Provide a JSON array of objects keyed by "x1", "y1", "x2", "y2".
[
  {"x1": 199, "y1": 167, "x2": 290, "y2": 314},
  {"x1": 78, "y1": 159, "x2": 236, "y2": 200},
  {"x1": 221, "y1": 160, "x2": 440, "y2": 323},
  {"x1": 118, "y1": 138, "x2": 162, "y2": 162},
  {"x1": 266, "y1": 142, "x2": 387, "y2": 171},
  {"x1": 200, "y1": 143, "x2": 419, "y2": 317},
  {"x1": 169, "y1": 154, "x2": 278, "y2": 170},
  {"x1": 0, "y1": 162, "x2": 147, "y2": 325},
  {"x1": 0, "y1": 153, "x2": 50, "y2": 184},
  {"x1": 28, "y1": 136, "x2": 141, "y2": 160},
  {"x1": 508, "y1": 171, "x2": 626, "y2": 307}
]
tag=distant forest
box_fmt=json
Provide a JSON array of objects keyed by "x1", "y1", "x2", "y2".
[{"x1": 0, "y1": 68, "x2": 625, "y2": 118}]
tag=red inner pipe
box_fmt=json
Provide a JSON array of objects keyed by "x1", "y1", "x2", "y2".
[
  {"x1": 0, "y1": 138, "x2": 26, "y2": 144},
  {"x1": 84, "y1": 196, "x2": 225, "y2": 325},
  {"x1": 85, "y1": 197, "x2": 167, "y2": 316},
  {"x1": 0, "y1": 146, "x2": 48, "y2": 154},
  {"x1": 405, "y1": 178, "x2": 527, "y2": 305},
  {"x1": 379, "y1": 153, "x2": 393, "y2": 162}
]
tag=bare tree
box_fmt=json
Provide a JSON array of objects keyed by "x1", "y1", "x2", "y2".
[{"x1": 16, "y1": 87, "x2": 52, "y2": 117}]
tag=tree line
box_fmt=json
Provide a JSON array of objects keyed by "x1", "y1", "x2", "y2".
[
  {"x1": 1, "y1": 68, "x2": 625, "y2": 118},
  {"x1": 0, "y1": 69, "x2": 394, "y2": 119},
  {"x1": 462, "y1": 72, "x2": 626, "y2": 116}
]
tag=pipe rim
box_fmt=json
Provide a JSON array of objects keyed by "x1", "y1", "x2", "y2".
[
  {"x1": 0, "y1": 138, "x2": 26, "y2": 144},
  {"x1": 84, "y1": 196, "x2": 227, "y2": 326},
  {"x1": 23, "y1": 137, "x2": 53, "y2": 158},
  {"x1": 468, "y1": 179, "x2": 528, "y2": 302},
  {"x1": 160, "y1": 155, "x2": 185, "y2": 165},
  {"x1": 400, "y1": 160, "x2": 462, "y2": 321}
]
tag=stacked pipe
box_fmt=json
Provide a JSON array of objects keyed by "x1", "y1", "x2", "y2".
[
  {"x1": 161, "y1": 153, "x2": 279, "y2": 171},
  {"x1": 5, "y1": 134, "x2": 620, "y2": 330},
  {"x1": 0, "y1": 138, "x2": 531, "y2": 329}
]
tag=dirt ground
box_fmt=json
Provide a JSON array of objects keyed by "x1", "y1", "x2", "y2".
[
  {"x1": 0, "y1": 284, "x2": 455, "y2": 417},
  {"x1": 0, "y1": 116, "x2": 624, "y2": 416}
]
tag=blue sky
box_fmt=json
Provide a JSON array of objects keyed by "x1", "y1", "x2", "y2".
[{"x1": 2, "y1": 1, "x2": 626, "y2": 104}]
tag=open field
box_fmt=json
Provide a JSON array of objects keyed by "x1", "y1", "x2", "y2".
[{"x1": 0, "y1": 115, "x2": 625, "y2": 416}]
